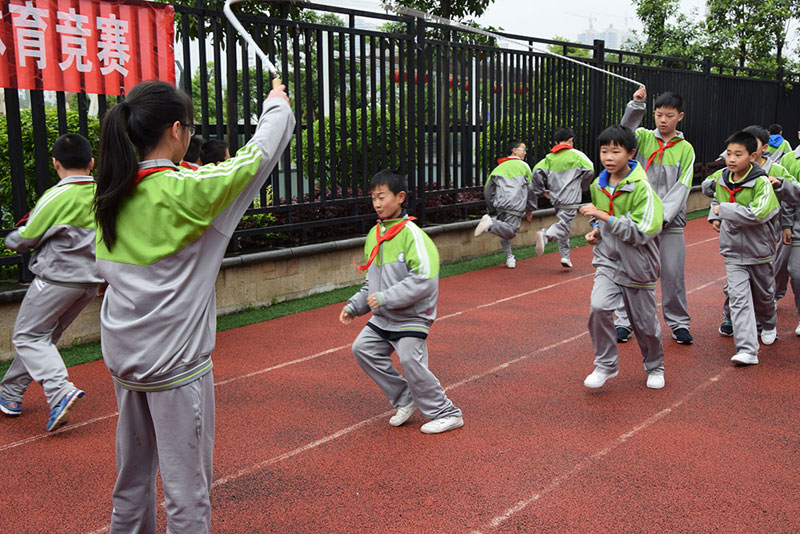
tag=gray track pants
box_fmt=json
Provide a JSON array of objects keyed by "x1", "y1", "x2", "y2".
[
  {"x1": 352, "y1": 326, "x2": 461, "y2": 420},
  {"x1": 788, "y1": 245, "x2": 800, "y2": 314},
  {"x1": 544, "y1": 208, "x2": 577, "y2": 260},
  {"x1": 723, "y1": 263, "x2": 777, "y2": 355},
  {"x1": 110, "y1": 373, "x2": 215, "y2": 534},
  {"x1": 487, "y1": 212, "x2": 522, "y2": 258},
  {"x1": 590, "y1": 271, "x2": 664, "y2": 374},
  {"x1": 616, "y1": 231, "x2": 690, "y2": 331},
  {"x1": 774, "y1": 240, "x2": 791, "y2": 300},
  {"x1": 0, "y1": 278, "x2": 96, "y2": 408}
]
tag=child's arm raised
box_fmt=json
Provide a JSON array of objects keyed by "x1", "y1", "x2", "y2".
[{"x1": 620, "y1": 85, "x2": 647, "y2": 130}]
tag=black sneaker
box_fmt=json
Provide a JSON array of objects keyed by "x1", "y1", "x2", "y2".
[
  {"x1": 616, "y1": 327, "x2": 632, "y2": 343},
  {"x1": 719, "y1": 322, "x2": 733, "y2": 337},
  {"x1": 671, "y1": 327, "x2": 693, "y2": 344}
]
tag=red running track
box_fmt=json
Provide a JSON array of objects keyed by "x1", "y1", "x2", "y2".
[{"x1": 1, "y1": 218, "x2": 799, "y2": 533}]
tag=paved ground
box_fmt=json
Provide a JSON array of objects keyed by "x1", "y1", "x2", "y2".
[{"x1": 1, "y1": 218, "x2": 798, "y2": 533}]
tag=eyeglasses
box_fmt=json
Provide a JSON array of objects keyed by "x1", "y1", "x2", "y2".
[{"x1": 181, "y1": 122, "x2": 196, "y2": 136}]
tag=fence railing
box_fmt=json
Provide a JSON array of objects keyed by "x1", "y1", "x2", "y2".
[{"x1": 3, "y1": 1, "x2": 800, "y2": 281}]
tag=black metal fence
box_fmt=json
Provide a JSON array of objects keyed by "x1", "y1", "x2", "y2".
[{"x1": 3, "y1": 1, "x2": 800, "y2": 281}]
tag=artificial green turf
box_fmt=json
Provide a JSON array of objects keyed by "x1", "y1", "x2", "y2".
[{"x1": 0, "y1": 207, "x2": 710, "y2": 376}]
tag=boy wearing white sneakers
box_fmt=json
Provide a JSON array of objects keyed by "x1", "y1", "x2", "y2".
[
  {"x1": 341, "y1": 169, "x2": 463, "y2": 434},
  {"x1": 474, "y1": 140, "x2": 536, "y2": 268},
  {"x1": 707, "y1": 131, "x2": 780, "y2": 365},
  {"x1": 579, "y1": 126, "x2": 665, "y2": 390},
  {"x1": 532, "y1": 128, "x2": 595, "y2": 269}
]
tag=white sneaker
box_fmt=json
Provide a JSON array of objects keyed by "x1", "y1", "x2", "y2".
[
  {"x1": 583, "y1": 368, "x2": 618, "y2": 388},
  {"x1": 646, "y1": 372, "x2": 665, "y2": 389},
  {"x1": 731, "y1": 352, "x2": 759, "y2": 365},
  {"x1": 420, "y1": 415, "x2": 464, "y2": 434},
  {"x1": 474, "y1": 214, "x2": 493, "y2": 237},
  {"x1": 760, "y1": 328, "x2": 777, "y2": 345},
  {"x1": 795, "y1": 321, "x2": 800, "y2": 336},
  {"x1": 560, "y1": 257, "x2": 573, "y2": 269},
  {"x1": 535, "y1": 229, "x2": 546, "y2": 256},
  {"x1": 506, "y1": 256, "x2": 516, "y2": 269},
  {"x1": 388, "y1": 401, "x2": 417, "y2": 426}
]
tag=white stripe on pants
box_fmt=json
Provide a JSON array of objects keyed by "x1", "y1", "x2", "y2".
[
  {"x1": 1, "y1": 279, "x2": 95, "y2": 408},
  {"x1": 352, "y1": 326, "x2": 461, "y2": 420},
  {"x1": 589, "y1": 271, "x2": 664, "y2": 374},
  {"x1": 110, "y1": 373, "x2": 214, "y2": 534}
]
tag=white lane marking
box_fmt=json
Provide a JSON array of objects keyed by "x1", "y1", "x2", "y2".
[{"x1": 469, "y1": 368, "x2": 734, "y2": 534}]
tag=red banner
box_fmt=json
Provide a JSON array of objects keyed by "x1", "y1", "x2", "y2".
[{"x1": 0, "y1": 0, "x2": 174, "y2": 95}]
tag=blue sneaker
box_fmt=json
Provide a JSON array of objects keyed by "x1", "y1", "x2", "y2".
[
  {"x1": 46, "y1": 388, "x2": 84, "y2": 432},
  {"x1": 0, "y1": 395, "x2": 22, "y2": 416},
  {"x1": 616, "y1": 327, "x2": 632, "y2": 343}
]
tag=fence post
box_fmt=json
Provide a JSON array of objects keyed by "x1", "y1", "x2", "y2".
[
  {"x1": 588, "y1": 39, "x2": 605, "y2": 161},
  {"x1": 702, "y1": 56, "x2": 713, "y2": 162},
  {"x1": 226, "y1": 18, "x2": 239, "y2": 152},
  {"x1": 775, "y1": 65, "x2": 785, "y2": 123},
  {"x1": 411, "y1": 18, "x2": 427, "y2": 225},
  {"x1": 4, "y1": 89, "x2": 33, "y2": 282}
]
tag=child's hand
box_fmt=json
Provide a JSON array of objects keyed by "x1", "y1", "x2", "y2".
[
  {"x1": 783, "y1": 228, "x2": 793, "y2": 245},
  {"x1": 525, "y1": 210, "x2": 533, "y2": 222},
  {"x1": 585, "y1": 227, "x2": 600, "y2": 245},
  {"x1": 713, "y1": 205, "x2": 720, "y2": 216},
  {"x1": 339, "y1": 309, "x2": 353, "y2": 325},
  {"x1": 769, "y1": 176, "x2": 781, "y2": 187},
  {"x1": 579, "y1": 204, "x2": 610, "y2": 222},
  {"x1": 711, "y1": 220, "x2": 721, "y2": 233},
  {"x1": 633, "y1": 85, "x2": 647, "y2": 101},
  {"x1": 543, "y1": 191, "x2": 550, "y2": 199},
  {"x1": 367, "y1": 294, "x2": 379, "y2": 309},
  {"x1": 268, "y1": 84, "x2": 290, "y2": 103}
]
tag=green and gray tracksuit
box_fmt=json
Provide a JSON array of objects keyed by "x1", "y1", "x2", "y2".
[
  {"x1": 344, "y1": 214, "x2": 461, "y2": 421},
  {"x1": 532, "y1": 145, "x2": 595, "y2": 260},
  {"x1": 780, "y1": 147, "x2": 800, "y2": 315},
  {"x1": 766, "y1": 134, "x2": 792, "y2": 164},
  {"x1": 618, "y1": 100, "x2": 695, "y2": 333},
  {"x1": 587, "y1": 161, "x2": 665, "y2": 375},
  {"x1": 1, "y1": 176, "x2": 101, "y2": 410},
  {"x1": 706, "y1": 164, "x2": 780, "y2": 356},
  {"x1": 483, "y1": 156, "x2": 536, "y2": 258},
  {"x1": 99, "y1": 98, "x2": 294, "y2": 534}
]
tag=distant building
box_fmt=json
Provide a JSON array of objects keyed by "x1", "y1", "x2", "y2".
[{"x1": 577, "y1": 24, "x2": 635, "y2": 50}]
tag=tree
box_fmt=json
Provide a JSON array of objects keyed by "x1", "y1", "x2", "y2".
[{"x1": 628, "y1": 0, "x2": 707, "y2": 64}]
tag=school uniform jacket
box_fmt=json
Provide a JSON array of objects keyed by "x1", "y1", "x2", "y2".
[
  {"x1": 765, "y1": 135, "x2": 792, "y2": 163},
  {"x1": 590, "y1": 161, "x2": 664, "y2": 289},
  {"x1": 706, "y1": 164, "x2": 780, "y2": 265},
  {"x1": 344, "y1": 215, "x2": 439, "y2": 336},
  {"x1": 96, "y1": 98, "x2": 294, "y2": 392},
  {"x1": 621, "y1": 100, "x2": 696, "y2": 231},
  {"x1": 484, "y1": 156, "x2": 536, "y2": 216},
  {"x1": 531, "y1": 145, "x2": 595, "y2": 208},
  {"x1": 5, "y1": 175, "x2": 102, "y2": 285}
]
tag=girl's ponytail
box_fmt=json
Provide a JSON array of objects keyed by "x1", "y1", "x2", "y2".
[{"x1": 95, "y1": 102, "x2": 138, "y2": 250}]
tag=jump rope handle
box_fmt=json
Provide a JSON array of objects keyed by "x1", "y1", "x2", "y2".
[{"x1": 272, "y1": 76, "x2": 282, "y2": 90}]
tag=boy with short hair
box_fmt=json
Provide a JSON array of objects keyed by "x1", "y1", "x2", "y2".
[
  {"x1": 532, "y1": 127, "x2": 595, "y2": 269},
  {"x1": 0, "y1": 134, "x2": 102, "y2": 430},
  {"x1": 617, "y1": 86, "x2": 695, "y2": 345},
  {"x1": 200, "y1": 139, "x2": 231, "y2": 165},
  {"x1": 703, "y1": 125, "x2": 800, "y2": 336},
  {"x1": 474, "y1": 140, "x2": 536, "y2": 269},
  {"x1": 340, "y1": 169, "x2": 463, "y2": 434},
  {"x1": 766, "y1": 123, "x2": 792, "y2": 163},
  {"x1": 181, "y1": 135, "x2": 204, "y2": 169},
  {"x1": 579, "y1": 125, "x2": 665, "y2": 390},
  {"x1": 706, "y1": 131, "x2": 780, "y2": 365}
]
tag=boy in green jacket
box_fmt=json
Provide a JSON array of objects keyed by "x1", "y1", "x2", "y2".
[
  {"x1": 341, "y1": 169, "x2": 463, "y2": 434},
  {"x1": 579, "y1": 126, "x2": 665, "y2": 390}
]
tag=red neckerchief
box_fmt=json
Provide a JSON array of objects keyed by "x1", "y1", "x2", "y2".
[
  {"x1": 598, "y1": 186, "x2": 626, "y2": 216},
  {"x1": 15, "y1": 180, "x2": 93, "y2": 226},
  {"x1": 645, "y1": 137, "x2": 683, "y2": 170},
  {"x1": 550, "y1": 143, "x2": 572, "y2": 154},
  {"x1": 496, "y1": 155, "x2": 522, "y2": 164},
  {"x1": 132, "y1": 166, "x2": 176, "y2": 187},
  {"x1": 180, "y1": 161, "x2": 199, "y2": 170},
  {"x1": 719, "y1": 184, "x2": 743, "y2": 203},
  {"x1": 353, "y1": 217, "x2": 417, "y2": 271}
]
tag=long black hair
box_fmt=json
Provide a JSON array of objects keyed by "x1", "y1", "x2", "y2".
[{"x1": 95, "y1": 81, "x2": 193, "y2": 249}]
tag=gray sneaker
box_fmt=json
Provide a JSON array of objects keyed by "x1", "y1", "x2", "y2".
[{"x1": 474, "y1": 214, "x2": 493, "y2": 237}]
